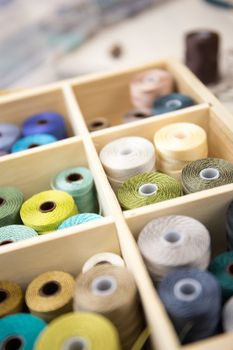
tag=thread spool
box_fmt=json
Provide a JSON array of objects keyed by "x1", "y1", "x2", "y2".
[
  {"x1": 138, "y1": 215, "x2": 210, "y2": 282},
  {"x1": 0, "y1": 313, "x2": 46, "y2": 350},
  {"x1": 11, "y1": 134, "x2": 57, "y2": 153},
  {"x1": 74, "y1": 265, "x2": 143, "y2": 349},
  {"x1": 0, "y1": 225, "x2": 38, "y2": 246},
  {"x1": 87, "y1": 117, "x2": 110, "y2": 132},
  {"x1": 185, "y1": 30, "x2": 220, "y2": 84},
  {"x1": 22, "y1": 112, "x2": 67, "y2": 140},
  {"x1": 158, "y1": 268, "x2": 221, "y2": 343},
  {"x1": 209, "y1": 252, "x2": 233, "y2": 301},
  {"x1": 0, "y1": 281, "x2": 23, "y2": 318},
  {"x1": 34, "y1": 312, "x2": 121, "y2": 350},
  {"x1": 0, "y1": 123, "x2": 21, "y2": 152},
  {"x1": 0, "y1": 187, "x2": 24, "y2": 227},
  {"x1": 59, "y1": 213, "x2": 102, "y2": 229},
  {"x1": 153, "y1": 93, "x2": 195, "y2": 115},
  {"x1": 20, "y1": 190, "x2": 77, "y2": 233},
  {"x1": 100, "y1": 136, "x2": 155, "y2": 193},
  {"x1": 118, "y1": 172, "x2": 182, "y2": 210},
  {"x1": 25, "y1": 271, "x2": 75, "y2": 322},
  {"x1": 51, "y1": 167, "x2": 98, "y2": 213},
  {"x1": 226, "y1": 200, "x2": 233, "y2": 250},
  {"x1": 123, "y1": 110, "x2": 151, "y2": 124},
  {"x1": 222, "y1": 296, "x2": 233, "y2": 332},
  {"x1": 182, "y1": 158, "x2": 233, "y2": 194},
  {"x1": 130, "y1": 69, "x2": 174, "y2": 111},
  {"x1": 82, "y1": 253, "x2": 125, "y2": 273}
]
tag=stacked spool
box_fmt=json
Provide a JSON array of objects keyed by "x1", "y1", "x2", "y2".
[
  {"x1": 100, "y1": 136, "x2": 156, "y2": 193},
  {"x1": 51, "y1": 167, "x2": 99, "y2": 214},
  {"x1": 154, "y1": 122, "x2": 208, "y2": 180},
  {"x1": 74, "y1": 264, "x2": 144, "y2": 349}
]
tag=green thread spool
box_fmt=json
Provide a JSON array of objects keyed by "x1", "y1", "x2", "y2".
[
  {"x1": 51, "y1": 167, "x2": 99, "y2": 213},
  {"x1": 0, "y1": 225, "x2": 38, "y2": 246},
  {"x1": 209, "y1": 252, "x2": 233, "y2": 301},
  {"x1": 118, "y1": 172, "x2": 182, "y2": 210},
  {"x1": 0, "y1": 187, "x2": 24, "y2": 227},
  {"x1": 182, "y1": 158, "x2": 233, "y2": 194},
  {"x1": 20, "y1": 190, "x2": 78, "y2": 233}
]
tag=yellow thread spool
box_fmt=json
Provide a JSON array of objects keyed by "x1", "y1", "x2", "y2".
[
  {"x1": 20, "y1": 190, "x2": 78, "y2": 233},
  {"x1": 34, "y1": 312, "x2": 121, "y2": 350},
  {"x1": 25, "y1": 271, "x2": 75, "y2": 322},
  {"x1": 0, "y1": 281, "x2": 23, "y2": 318}
]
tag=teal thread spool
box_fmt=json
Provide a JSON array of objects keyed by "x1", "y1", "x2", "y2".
[
  {"x1": 0, "y1": 313, "x2": 46, "y2": 350},
  {"x1": 59, "y1": 213, "x2": 102, "y2": 229},
  {"x1": 0, "y1": 225, "x2": 38, "y2": 246},
  {"x1": 153, "y1": 93, "x2": 195, "y2": 115},
  {"x1": 51, "y1": 167, "x2": 99, "y2": 213},
  {"x1": 0, "y1": 187, "x2": 24, "y2": 227},
  {"x1": 209, "y1": 252, "x2": 233, "y2": 301},
  {"x1": 118, "y1": 172, "x2": 182, "y2": 210}
]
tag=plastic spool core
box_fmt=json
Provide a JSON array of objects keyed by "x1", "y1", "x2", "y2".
[
  {"x1": 0, "y1": 289, "x2": 9, "y2": 303},
  {"x1": 39, "y1": 201, "x2": 56, "y2": 213},
  {"x1": 28, "y1": 143, "x2": 39, "y2": 149},
  {"x1": 91, "y1": 275, "x2": 117, "y2": 296},
  {"x1": 39, "y1": 281, "x2": 61, "y2": 297},
  {"x1": 174, "y1": 131, "x2": 186, "y2": 139},
  {"x1": 2, "y1": 336, "x2": 24, "y2": 350},
  {"x1": 37, "y1": 119, "x2": 48, "y2": 125},
  {"x1": 90, "y1": 121, "x2": 104, "y2": 128},
  {"x1": 0, "y1": 197, "x2": 5, "y2": 206},
  {"x1": 165, "y1": 99, "x2": 182, "y2": 109},
  {"x1": 0, "y1": 240, "x2": 14, "y2": 246},
  {"x1": 63, "y1": 337, "x2": 89, "y2": 350},
  {"x1": 66, "y1": 173, "x2": 83, "y2": 182},
  {"x1": 199, "y1": 167, "x2": 220, "y2": 181},
  {"x1": 174, "y1": 278, "x2": 202, "y2": 302},
  {"x1": 227, "y1": 263, "x2": 233, "y2": 275},
  {"x1": 120, "y1": 148, "x2": 132, "y2": 156},
  {"x1": 138, "y1": 183, "x2": 158, "y2": 197},
  {"x1": 164, "y1": 231, "x2": 181, "y2": 243}
]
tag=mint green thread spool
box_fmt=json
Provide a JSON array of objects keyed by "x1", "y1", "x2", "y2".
[
  {"x1": 0, "y1": 225, "x2": 38, "y2": 246},
  {"x1": 58, "y1": 213, "x2": 102, "y2": 229},
  {"x1": 0, "y1": 187, "x2": 24, "y2": 227},
  {"x1": 51, "y1": 167, "x2": 99, "y2": 213},
  {"x1": 118, "y1": 172, "x2": 182, "y2": 210}
]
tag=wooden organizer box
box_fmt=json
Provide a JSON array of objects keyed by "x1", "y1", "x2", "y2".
[{"x1": 0, "y1": 59, "x2": 233, "y2": 350}]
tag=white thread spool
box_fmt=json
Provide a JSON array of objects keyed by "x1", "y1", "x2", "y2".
[
  {"x1": 137, "y1": 215, "x2": 211, "y2": 282},
  {"x1": 100, "y1": 136, "x2": 156, "y2": 193},
  {"x1": 82, "y1": 253, "x2": 125, "y2": 273},
  {"x1": 223, "y1": 296, "x2": 233, "y2": 332}
]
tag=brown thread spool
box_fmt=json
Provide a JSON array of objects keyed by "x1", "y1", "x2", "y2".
[
  {"x1": 185, "y1": 30, "x2": 220, "y2": 84},
  {"x1": 25, "y1": 271, "x2": 75, "y2": 322},
  {"x1": 74, "y1": 265, "x2": 144, "y2": 349},
  {"x1": 0, "y1": 281, "x2": 23, "y2": 318}
]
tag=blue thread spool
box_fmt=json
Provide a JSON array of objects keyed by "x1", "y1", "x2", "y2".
[
  {"x1": 153, "y1": 93, "x2": 195, "y2": 115},
  {"x1": 0, "y1": 313, "x2": 46, "y2": 350},
  {"x1": 22, "y1": 112, "x2": 67, "y2": 140},
  {"x1": 59, "y1": 213, "x2": 102, "y2": 229},
  {"x1": 0, "y1": 225, "x2": 38, "y2": 246},
  {"x1": 51, "y1": 167, "x2": 99, "y2": 213},
  {"x1": 0, "y1": 123, "x2": 21, "y2": 152},
  {"x1": 11, "y1": 134, "x2": 57, "y2": 153},
  {"x1": 158, "y1": 267, "x2": 221, "y2": 344}
]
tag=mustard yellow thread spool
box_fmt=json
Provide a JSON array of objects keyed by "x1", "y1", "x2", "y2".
[{"x1": 0, "y1": 281, "x2": 23, "y2": 318}]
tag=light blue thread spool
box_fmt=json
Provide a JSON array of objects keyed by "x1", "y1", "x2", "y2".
[
  {"x1": 0, "y1": 313, "x2": 46, "y2": 350},
  {"x1": 51, "y1": 167, "x2": 99, "y2": 213},
  {"x1": 59, "y1": 213, "x2": 102, "y2": 229},
  {"x1": 153, "y1": 93, "x2": 195, "y2": 115},
  {"x1": 11, "y1": 134, "x2": 57, "y2": 153},
  {"x1": 0, "y1": 225, "x2": 38, "y2": 246},
  {"x1": 158, "y1": 267, "x2": 221, "y2": 344}
]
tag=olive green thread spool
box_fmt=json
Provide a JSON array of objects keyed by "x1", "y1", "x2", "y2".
[
  {"x1": 0, "y1": 187, "x2": 24, "y2": 227},
  {"x1": 118, "y1": 172, "x2": 182, "y2": 210}
]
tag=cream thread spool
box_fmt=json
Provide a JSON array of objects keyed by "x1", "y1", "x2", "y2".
[
  {"x1": 82, "y1": 253, "x2": 125, "y2": 273},
  {"x1": 74, "y1": 265, "x2": 143, "y2": 349},
  {"x1": 137, "y1": 215, "x2": 211, "y2": 282}
]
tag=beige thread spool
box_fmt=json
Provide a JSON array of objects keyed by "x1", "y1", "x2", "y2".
[
  {"x1": 82, "y1": 253, "x2": 125, "y2": 273},
  {"x1": 74, "y1": 265, "x2": 144, "y2": 349},
  {"x1": 0, "y1": 281, "x2": 23, "y2": 318},
  {"x1": 25, "y1": 271, "x2": 75, "y2": 322}
]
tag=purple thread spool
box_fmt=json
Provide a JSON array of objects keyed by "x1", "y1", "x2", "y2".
[{"x1": 22, "y1": 112, "x2": 67, "y2": 140}]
